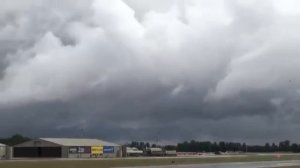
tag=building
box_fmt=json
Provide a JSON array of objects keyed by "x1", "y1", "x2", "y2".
[
  {"x1": 13, "y1": 138, "x2": 121, "y2": 158},
  {"x1": 0, "y1": 143, "x2": 6, "y2": 159}
]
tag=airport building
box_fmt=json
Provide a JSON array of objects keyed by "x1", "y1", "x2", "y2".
[{"x1": 13, "y1": 138, "x2": 121, "y2": 158}]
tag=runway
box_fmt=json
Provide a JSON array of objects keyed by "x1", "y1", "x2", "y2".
[{"x1": 136, "y1": 160, "x2": 300, "y2": 168}]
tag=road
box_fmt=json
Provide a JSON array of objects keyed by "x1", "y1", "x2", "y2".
[{"x1": 135, "y1": 160, "x2": 300, "y2": 168}]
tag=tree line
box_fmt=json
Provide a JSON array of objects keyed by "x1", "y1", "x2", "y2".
[
  {"x1": 128, "y1": 140, "x2": 300, "y2": 153},
  {"x1": 0, "y1": 134, "x2": 31, "y2": 146},
  {"x1": 176, "y1": 140, "x2": 300, "y2": 152},
  {"x1": 2, "y1": 134, "x2": 300, "y2": 153}
]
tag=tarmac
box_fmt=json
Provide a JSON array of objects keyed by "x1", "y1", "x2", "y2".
[{"x1": 135, "y1": 160, "x2": 300, "y2": 168}]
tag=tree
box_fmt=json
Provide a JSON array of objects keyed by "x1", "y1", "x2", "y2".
[
  {"x1": 0, "y1": 134, "x2": 31, "y2": 146},
  {"x1": 271, "y1": 143, "x2": 278, "y2": 152},
  {"x1": 265, "y1": 143, "x2": 270, "y2": 152},
  {"x1": 211, "y1": 142, "x2": 219, "y2": 152},
  {"x1": 146, "y1": 142, "x2": 150, "y2": 148},
  {"x1": 279, "y1": 140, "x2": 290, "y2": 152},
  {"x1": 242, "y1": 143, "x2": 247, "y2": 152},
  {"x1": 219, "y1": 142, "x2": 226, "y2": 152},
  {"x1": 139, "y1": 142, "x2": 145, "y2": 150},
  {"x1": 291, "y1": 143, "x2": 299, "y2": 153},
  {"x1": 164, "y1": 145, "x2": 176, "y2": 150}
]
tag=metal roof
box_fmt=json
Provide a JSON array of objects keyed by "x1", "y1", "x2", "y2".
[{"x1": 40, "y1": 138, "x2": 119, "y2": 147}]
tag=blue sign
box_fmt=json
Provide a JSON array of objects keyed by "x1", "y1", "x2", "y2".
[{"x1": 103, "y1": 146, "x2": 114, "y2": 153}]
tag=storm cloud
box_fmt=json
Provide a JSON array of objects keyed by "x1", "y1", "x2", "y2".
[{"x1": 1, "y1": 0, "x2": 300, "y2": 144}]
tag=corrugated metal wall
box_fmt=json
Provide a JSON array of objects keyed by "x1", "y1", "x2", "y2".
[{"x1": 0, "y1": 146, "x2": 6, "y2": 159}]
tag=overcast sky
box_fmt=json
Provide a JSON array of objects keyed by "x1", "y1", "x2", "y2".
[{"x1": 1, "y1": 0, "x2": 300, "y2": 144}]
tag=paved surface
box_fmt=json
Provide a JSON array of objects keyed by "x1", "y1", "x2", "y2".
[{"x1": 135, "y1": 160, "x2": 300, "y2": 168}]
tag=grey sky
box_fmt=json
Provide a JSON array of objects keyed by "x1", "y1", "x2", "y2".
[{"x1": 1, "y1": 0, "x2": 300, "y2": 145}]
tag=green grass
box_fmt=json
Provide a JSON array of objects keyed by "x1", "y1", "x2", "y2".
[{"x1": 1, "y1": 155, "x2": 300, "y2": 168}]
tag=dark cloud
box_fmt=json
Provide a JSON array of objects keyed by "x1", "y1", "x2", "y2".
[{"x1": 1, "y1": 0, "x2": 300, "y2": 144}]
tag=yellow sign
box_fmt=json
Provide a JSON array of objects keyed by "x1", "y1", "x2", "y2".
[{"x1": 91, "y1": 146, "x2": 103, "y2": 154}]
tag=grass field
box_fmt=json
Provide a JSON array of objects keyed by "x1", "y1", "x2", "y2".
[{"x1": 1, "y1": 155, "x2": 300, "y2": 168}]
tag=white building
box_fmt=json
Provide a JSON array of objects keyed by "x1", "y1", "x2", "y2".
[{"x1": 0, "y1": 143, "x2": 6, "y2": 159}]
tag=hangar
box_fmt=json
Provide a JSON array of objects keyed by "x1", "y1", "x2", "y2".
[{"x1": 13, "y1": 138, "x2": 121, "y2": 158}]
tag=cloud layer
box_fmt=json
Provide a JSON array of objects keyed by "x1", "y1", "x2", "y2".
[{"x1": 1, "y1": 0, "x2": 300, "y2": 144}]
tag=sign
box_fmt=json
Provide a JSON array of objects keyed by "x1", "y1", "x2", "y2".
[
  {"x1": 103, "y1": 146, "x2": 114, "y2": 153},
  {"x1": 78, "y1": 147, "x2": 85, "y2": 153},
  {"x1": 69, "y1": 147, "x2": 78, "y2": 154},
  {"x1": 91, "y1": 146, "x2": 103, "y2": 155},
  {"x1": 69, "y1": 147, "x2": 91, "y2": 154}
]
